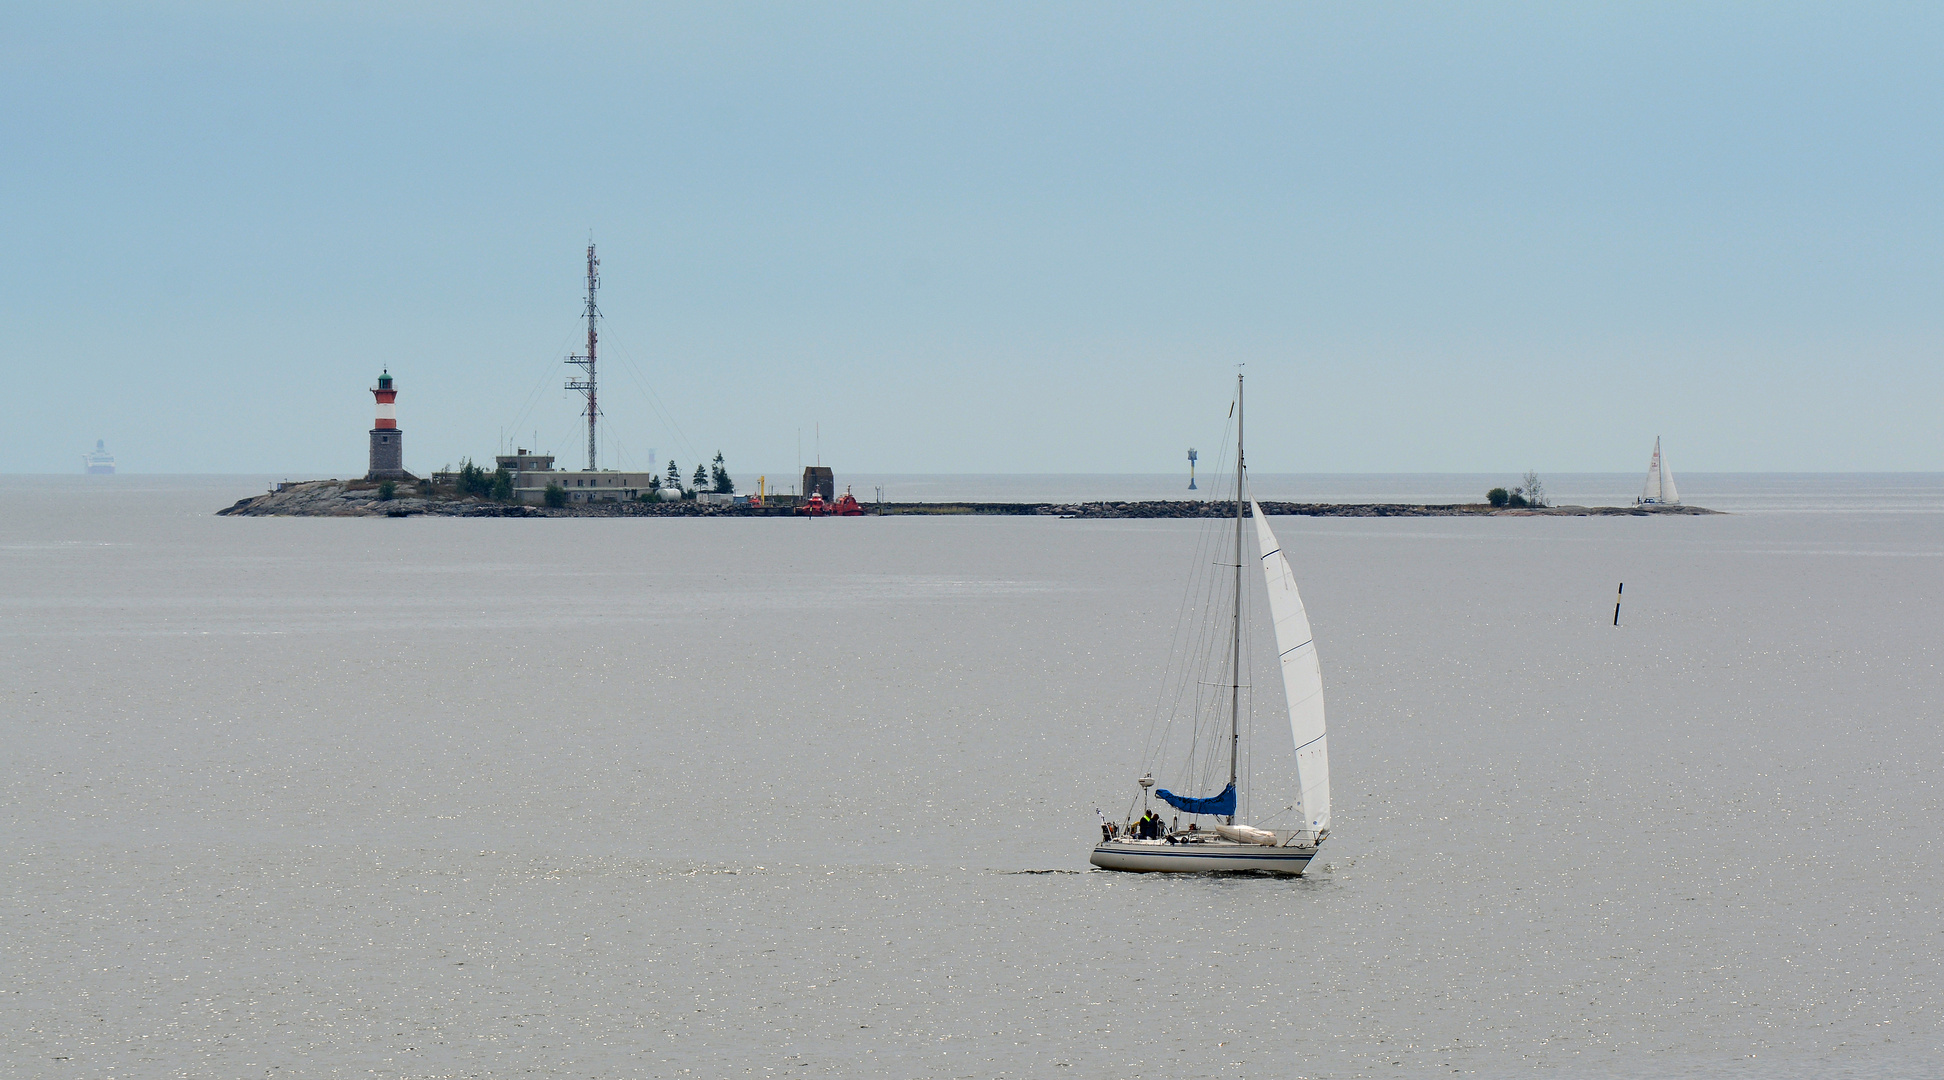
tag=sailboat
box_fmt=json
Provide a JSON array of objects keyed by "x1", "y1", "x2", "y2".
[
  {"x1": 1089, "y1": 374, "x2": 1330, "y2": 874},
  {"x1": 1637, "y1": 436, "x2": 1681, "y2": 506}
]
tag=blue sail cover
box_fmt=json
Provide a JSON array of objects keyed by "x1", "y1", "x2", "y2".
[{"x1": 1155, "y1": 783, "x2": 1236, "y2": 816}]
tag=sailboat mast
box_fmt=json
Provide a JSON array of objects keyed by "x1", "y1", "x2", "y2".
[{"x1": 1229, "y1": 372, "x2": 1244, "y2": 824}]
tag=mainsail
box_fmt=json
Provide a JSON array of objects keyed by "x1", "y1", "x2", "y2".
[
  {"x1": 1251, "y1": 500, "x2": 1331, "y2": 837},
  {"x1": 1641, "y1": 436, "x2": 1681, "y2": 504}
]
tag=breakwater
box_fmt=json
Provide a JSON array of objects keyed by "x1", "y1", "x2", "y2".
[{"x1": 219, "y1": 481, "x2": 1718, "y2": 518}]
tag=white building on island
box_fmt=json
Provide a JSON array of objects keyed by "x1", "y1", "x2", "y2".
[{"x1": 494, "y1": 450, "x2": 667, "y2": 504}]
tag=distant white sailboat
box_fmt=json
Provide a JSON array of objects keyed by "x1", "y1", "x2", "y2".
[
  {"x1": 1090, "y1": 374, "x2": 1330, "y2": 874},
  {"x1": 1638, "y1": 437, "x2": 1680, "y2": 506}
]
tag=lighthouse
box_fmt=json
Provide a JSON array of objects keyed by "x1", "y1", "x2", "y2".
[{"x1": 366, "y1": 370, "x2": 410, "y2": 480}]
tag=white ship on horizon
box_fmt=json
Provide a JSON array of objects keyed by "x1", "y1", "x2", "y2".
[{"x1": 83, "y1": 440, "x2": 115, "y2": 475}]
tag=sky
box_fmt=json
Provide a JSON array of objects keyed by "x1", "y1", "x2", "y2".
[{"x1": 4, "y1": 2, "x2": 1942, "y2": 476}]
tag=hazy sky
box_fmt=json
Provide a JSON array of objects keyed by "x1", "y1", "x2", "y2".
[{"x1": 6, "y1": 2, "x2": 1942, "y2": 475}]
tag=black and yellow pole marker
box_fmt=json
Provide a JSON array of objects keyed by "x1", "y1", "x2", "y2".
[{"x1": 1613, "y1": 582, "x2": 1624, "y2": 626}]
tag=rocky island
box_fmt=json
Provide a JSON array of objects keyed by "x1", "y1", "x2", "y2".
[{"x1": 218, "y1": 480, "x2": 1719, "y2": 519}]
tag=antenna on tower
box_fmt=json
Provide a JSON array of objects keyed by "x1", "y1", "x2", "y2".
[{"x1": 564, "y1": 242, "x2": 601, "y2": 471}]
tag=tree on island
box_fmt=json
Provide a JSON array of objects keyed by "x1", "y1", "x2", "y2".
[
  {"x1": 693, "y1": 463, "x2": 709, "y2": 490},
  {"x1": 457, "y1": 458, "x2": 490, "y2": 496},
  {"x1": 452, "y1": 459, "x2": 514, "y2": 501},
  {"x1": 1487, "y1": 487, "x2": 1510, "y2": 507},
  {"x1": 543, "y1": 482, "x2": 566, "y2": 508},
  {"x1": 711, "y1": 451, "x2": 735, "y2": 494},
  {"x1": 666, "y1": 460, "x2": 681, "y2": 490},
  {"x1": 1522, "y1": 470, "x2": 1547, "y2": 508}
]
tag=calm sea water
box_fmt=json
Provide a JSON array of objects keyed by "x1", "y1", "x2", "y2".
[{"x1": 4, "y1": 474, "x2": 1942, "y2": 1078}]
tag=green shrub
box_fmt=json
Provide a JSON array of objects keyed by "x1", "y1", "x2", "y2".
[
  {"x1": 1486, "y1": 487, "x2": 1509, "y2": 507},
  {"x1": 377, "y1": 480, "x2": 396, "y2": 501},
  {"x1": 457, "y1": 458, "x2": 494, "y2": 497},
  {"x1": 543, "y1": 482, "x2": 567, "y2": 508},
  {"x1": 490, "y1": 468, "x2": 513, "y2": 502},
  {"x1": 1508, "y1": 492, "x2": 1529, "y2": 507}
]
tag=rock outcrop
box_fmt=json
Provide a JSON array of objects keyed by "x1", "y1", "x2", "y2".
[{"x1": 221, "y1": 482, "x2": 1721, "y2": 519}]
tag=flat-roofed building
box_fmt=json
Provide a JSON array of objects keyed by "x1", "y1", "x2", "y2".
[
  {"x1": 511, "y1": 469, "x2": 664, "y2": 504},
  {"x1": 495, "y1": 449, "x2": 556, "y2": 475}
]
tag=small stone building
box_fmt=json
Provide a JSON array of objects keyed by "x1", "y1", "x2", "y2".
[{"x1": 802, "y1": 466, "x2": 835, "y2": 501}]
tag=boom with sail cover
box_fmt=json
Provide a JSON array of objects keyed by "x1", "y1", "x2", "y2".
[
  {"x1": 1155, "y1": 783, "x2": 1237, "y2": 816},
  {"x1": 1252, "y1": 500, "x2": 1331, "y2": 838}
]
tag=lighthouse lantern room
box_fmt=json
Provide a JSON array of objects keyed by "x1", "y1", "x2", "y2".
[{"x1": 366, "y1": 370, "x2": 410, "y2": 480}]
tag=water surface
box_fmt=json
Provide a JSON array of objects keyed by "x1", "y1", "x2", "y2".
[{"x1": 4, "y1": 475, "x2": 1941, "y2": 1077}]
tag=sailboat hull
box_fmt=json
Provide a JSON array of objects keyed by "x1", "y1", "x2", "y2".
[{"x1": 1089, "y1": 839, "x2": 1316, "y2": 875}]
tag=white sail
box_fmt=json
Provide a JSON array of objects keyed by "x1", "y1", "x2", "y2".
[
  {"x1": 1641, "y1": 438, "x2": 1664, "y2": 502},
  {"x1": 1659, "y1": 446, "x2": 1680, "y2": 505},
  {"x1": 1251, "y1": 500, "x2": 1330, "y2": 837}
]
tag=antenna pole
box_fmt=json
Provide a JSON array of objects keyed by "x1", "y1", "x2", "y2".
[
  {"x1": 1229, "y1": 372, "x2": 1244, "y2": 824},
  {"x1": 565, "y1": 243, "x2": 601, "y2": 471}
]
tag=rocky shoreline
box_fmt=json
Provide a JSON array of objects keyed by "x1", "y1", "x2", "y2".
[{"x1": 218, "y1": 480, "x2": 1720, "y2": 519}]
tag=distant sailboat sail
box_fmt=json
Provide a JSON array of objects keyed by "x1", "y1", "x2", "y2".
[
  {"x1": 1639, "y1": 437, "x2": 1680, "y2": 505},
  {"x1": 1252, "y1": 500, "x2": 1330, "y2": 838}
]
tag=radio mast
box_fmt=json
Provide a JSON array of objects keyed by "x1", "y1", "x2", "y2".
[{"x1": 564, "y1": 243, "x2": 601, "y2": 470}]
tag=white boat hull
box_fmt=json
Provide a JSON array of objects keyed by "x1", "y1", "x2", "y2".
[{"x1": 1090, "y1": 839, "x2": 1317, "y2": 875}]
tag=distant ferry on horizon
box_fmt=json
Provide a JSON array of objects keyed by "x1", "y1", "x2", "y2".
[{"x1": 83, "y1": 440, "x2": 115, "y2": 475}]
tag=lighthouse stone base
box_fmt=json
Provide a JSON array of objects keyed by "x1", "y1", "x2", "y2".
[{"x1": 367, "y1": 429, "x2": 411, "y2": 481}]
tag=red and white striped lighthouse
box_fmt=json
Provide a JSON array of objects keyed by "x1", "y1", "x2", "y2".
[{"x1": 366, "y1": 369, "x2": 408, "y2": 480}]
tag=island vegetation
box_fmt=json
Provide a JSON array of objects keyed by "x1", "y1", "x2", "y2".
[{"x1": 1487, "y1": 471, "x2": 1548, "y2": 508}]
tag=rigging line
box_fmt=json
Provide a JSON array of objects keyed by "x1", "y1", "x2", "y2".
[
  {"x1": 605, "y1": 422, "x2": 639, "y2": 473},
  {"x1": 502, "y1": 323, "x2": 587, "y2": 448},
  {"x1": 1164, "y1": 495, "x2": 1237, "y2": 769},
  {"x1": 1150, "y1": 518, "x2": 1228, "y2": 786},
  {"x1": 643, "y1": 386, "x2": 700, "y2": 469},
  {"x1": 563, "y1": 307, "x2": 674, "y2": 465},
  {"x1": 587, "y1": 333, "x2": 663, "y2": 462},
  {"x1": 1152, "y1": 534, "x2": 1238, "y2": 793},
  {"x1": 1140, "y1": 409, "x2": 1236, "y2": 769},
  {"x1": 1185, "y1": 438, "x2": 1239, "y2": 739},
  {"x1": 505, "y1": 380, "x2": 547, "y2": 441},
  {"x1": 504, "y1": 363, "x2": 562, "y2": 451},
  {"x1": 599, "y1": 322, "x2": 703, "y2": 465},
  {"x1": 1156, "y1": 464, "x2": 1237, "y2": 787}
]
